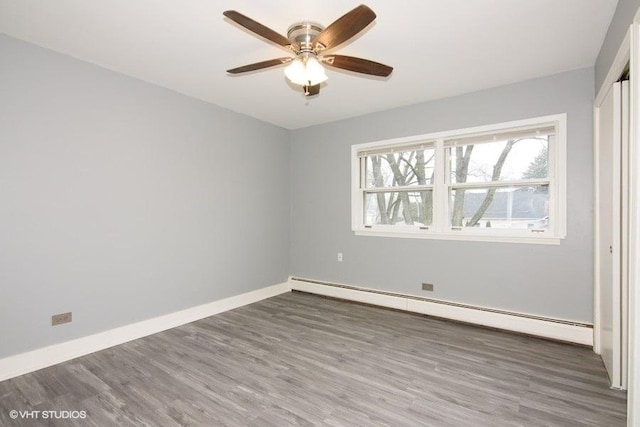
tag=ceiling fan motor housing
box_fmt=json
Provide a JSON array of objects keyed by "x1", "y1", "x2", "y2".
[{"x1": 287, "y1": 22, "x2": 324, "y2": 52}]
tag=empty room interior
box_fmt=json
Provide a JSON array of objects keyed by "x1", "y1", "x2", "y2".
[{"x1": 1, "y1": 0, "x2": 640, "y2": 426}]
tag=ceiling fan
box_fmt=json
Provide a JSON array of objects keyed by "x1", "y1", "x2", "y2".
[{"x1": 223, "y1": 4, "x2": 393, "y2": 96}]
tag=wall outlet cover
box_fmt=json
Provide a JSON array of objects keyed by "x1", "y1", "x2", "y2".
[{"x1": 52, "y1": 312, "x2": 72, "y2": 326}]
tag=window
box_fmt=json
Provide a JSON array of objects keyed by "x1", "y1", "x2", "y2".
[{"x1": 352, "y1": 114, "x2": 566, "y2": 244}]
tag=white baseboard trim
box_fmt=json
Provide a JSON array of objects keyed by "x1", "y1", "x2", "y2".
[
  {"x1": 0, "y1": 282, "x2": 291, "y2": 382},
  {"x1": 290, "y1": 277, "x2": 593, "y2": 346}
]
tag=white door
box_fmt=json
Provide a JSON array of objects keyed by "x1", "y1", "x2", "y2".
[
  {"x1": 620, "y1": 79, "x2": 630, "y2": 391},
  {"x1": 596, "y1": 80, "x2": 629, "y2": 389}
]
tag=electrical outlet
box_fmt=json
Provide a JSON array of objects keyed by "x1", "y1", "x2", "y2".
[
  {"x1": 52, "y1": 312, "x2": 72, "y2": 326},
  {"x1": 422, "y1": 283, "x2": 434, "y2": 292},
  {"x1": 337, "y1": 252, "x2": 343, "y2": 262}
]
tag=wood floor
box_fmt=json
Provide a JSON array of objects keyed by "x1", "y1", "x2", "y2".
[{"x1": 0, "y1": 291, "x2": 627, "y2": 426}]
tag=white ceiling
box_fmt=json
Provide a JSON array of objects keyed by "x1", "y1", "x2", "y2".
[{"x1": 0, "y1": 0, "x2": 618, "y2": 129}]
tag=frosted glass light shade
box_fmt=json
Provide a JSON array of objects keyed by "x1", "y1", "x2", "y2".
[
  {"x1": 284, "y1": 58, "x2": 307, "y2": 85},
  {"x1": 284, "y1": 56, "x2": 328, "y2": 86},
  {"x1": 304, "y1": 57, "x2": 328, "y2": 85}
]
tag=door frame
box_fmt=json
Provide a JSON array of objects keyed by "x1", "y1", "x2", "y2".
[
  {"x1": 594, "y1": 31, "x2": 629, "y2": 359},
  {"x1": 594, "y1": 8, "x2": 640, "y2": 425},
  {"x1": 627, "y1": 13, "x2": 640, "y2": 427}
]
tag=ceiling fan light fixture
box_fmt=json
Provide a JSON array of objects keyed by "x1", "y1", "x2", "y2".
[{"x1": 284, "y1": 55, "x2": 328, "y2": 86}]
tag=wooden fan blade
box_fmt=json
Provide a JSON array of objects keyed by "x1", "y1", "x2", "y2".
[
  {"x1": 224, "y1": 10, "x2": 294, "y2": 49},
  {"x1": 304, "y1": 84, "x2": 321, "y2": 96},
  {"x1": 322, "y1": 55, "x2": 393, "y2": 77},
  {"x1": 311, "y1": 5, "x2": 376, "y2": 51},
  {"x1": 227, "y1": 58, "x2": 292, "y2": 74}
]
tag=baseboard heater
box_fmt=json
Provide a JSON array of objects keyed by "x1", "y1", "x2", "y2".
[{"x1": 289, "y1": 277, "x2": 593, "y2": 346}]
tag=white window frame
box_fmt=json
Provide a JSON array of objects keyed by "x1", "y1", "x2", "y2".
[{"x1": 351, "y1": 114, "x2": 567, "y2": 244}]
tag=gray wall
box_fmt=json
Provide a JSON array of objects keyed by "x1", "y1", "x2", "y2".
[
  {"x1": 0, "y1": 35, "x2": 290, "y2": 358},
  {"x1": 290, "y1": 68, "x2": 595, "y2": 322},
  {"x1": 0, "y1": 26, "x2": 604, "y2": 359},
  {"x1": 595, "y1": 0, "x2": 640, "y2": 92}
]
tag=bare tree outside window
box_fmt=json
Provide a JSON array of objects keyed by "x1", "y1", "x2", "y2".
[
  {"x1": 364, "y1": 148, "x2": 434, "y2": 226},
  {"x1": 448, "y1": 136, "x2": 549, "y2": 229},
  {"x1": 353, "y1": 115, "x2": 565, "y2": 242},
  {"x1": 365, "y1": 137, "x2": 549, "y2": 229}
]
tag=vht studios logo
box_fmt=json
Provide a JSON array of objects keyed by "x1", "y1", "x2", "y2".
[{"x1": 9, "y1": 410, "x2": 87, "y2": 420}]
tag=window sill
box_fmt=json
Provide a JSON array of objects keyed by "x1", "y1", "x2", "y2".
[{"x1": 353, "y1": 228, "x2": 563, "y2": 245}]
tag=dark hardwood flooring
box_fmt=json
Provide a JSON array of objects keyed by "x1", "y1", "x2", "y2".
[{"x1": 0, "y1": 291, "x2": 627, "y2": 426}]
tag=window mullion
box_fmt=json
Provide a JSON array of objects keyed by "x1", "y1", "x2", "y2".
[
  {"x1": 434, "y1": 138, "x2": 447, "y2": 232},
  {"x1": 547, "y1": 134, "x2": 557, "y2": 236},
  {"x1": 354, "y1": 154, "x2": 365, "y2": 229}
]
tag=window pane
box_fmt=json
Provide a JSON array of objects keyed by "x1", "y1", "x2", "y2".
[
  {"x1": 364, "y1": 191, "x2": 433, "y2": 226},
  {"x1": 365, "y1": 148, "x2": 435, "y2": 188},
  {"x1": 449, "y1": 185, "x2": 549, "y2": 230},
  {"x1": 449, "y1": 137, "x2": 548, "y2": 183}
]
